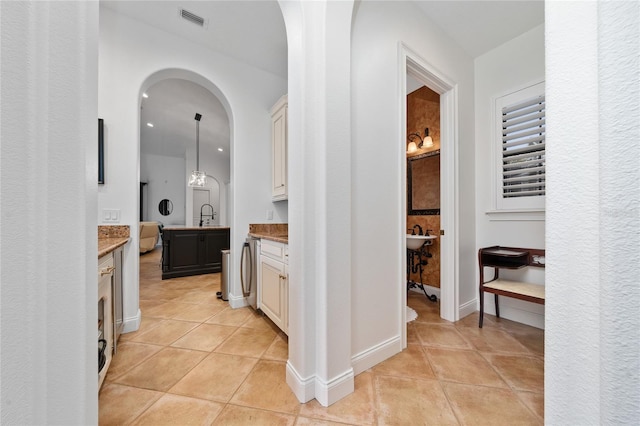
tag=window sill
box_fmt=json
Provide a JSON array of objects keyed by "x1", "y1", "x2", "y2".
[{"x1": 485, "y1": 209, "x2": 545, "y2": 221}]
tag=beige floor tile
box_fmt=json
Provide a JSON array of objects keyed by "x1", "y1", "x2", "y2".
[
  {"x1": 456, "y1": 326, "x2": 532, "y2": 355},
  {"x1": 242, "y1": 312, "x2": 277, "y2": 331},
  {"x1": 262, "y1": 334, "x2": 289, "y2": 361},
  {"x1": 425, "y1": 347, "x2": 508, "y2": 388},
  {"x1": 98, "y1": 383, "x2": 162, "y2": 426},
  {"x1": 171, "y1": 323, "x2": 237, "y2": 352},
  {"x1": 143, "y1": 301, "x2": 201, "y2": 319},
  {"x1": 215, "y1": 326, "x2": 276, "y2": 358},
  {"x1": 299, "y1": 372, "x2": 376, "y2": 425},
  {"x1": 176, "y1": 289, "x2": 224, "y2": 305},
  {"x1": 206, "y1": 306, "x2": 254, "y2": 326},
  {"x1": 119, "y1": 317, "x2": 164, "y2": 342},
  {"x1": 406, "y1": 323, "x2": 421, "y2": 345},
  {"x1": 104, "y1": 341, "x2": 163, "y2": 381},
  {"x1": 371, "y1": 345, "x2": 435, "y2": 380},
  {"x1": 114, "y1": 347, "x2": 207, "y2": 392},
  {"x1": 231, "y1": 360, "x2": 301, "y2": 414},
  {"x1": 414, "y1": 323, "x2": 472, "y2": 349},
  {"x1": 130, "y1": 393, "x2": 224, "y2": 426},
  {"x1": 374, "y1": 375, "x2": 458, "y2": 425},
  {"x1": 484, "y1": 354, "x2": 544, "y2": 393},
  {"x1": 129, "y1": 319, "x2": 198, "y2": 346},
  {"x1": 443, "y1": 382, "x2": 541, "y2": 426},
  {"x1": 517, "y1": 391, "x2": 544, "y2": 421},
  {"x1": 212, "y1": 405, "x2": 296, "y2": 426},
  {"x1": 169, "y1": 352, "x2": 258, "y2": 402},
  {"x1": 295, "y1": 417, "x2": 354, "y2": 426},
  {"x1": 169, "y1": 303, "x2": 227, "y2": 322}
]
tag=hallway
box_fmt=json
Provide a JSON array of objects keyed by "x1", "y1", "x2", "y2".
[{"x1": 99, "y1": 248, "x2": 544, "y2": 425}]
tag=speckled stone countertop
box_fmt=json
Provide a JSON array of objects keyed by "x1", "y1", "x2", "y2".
[
  {"x1": 163, "y1": 225, "x2": 231, "y2": 231},
  {"x1": 98, "y1": 225, "x2": 130, "y2": 258},
  {"x1": 248, "y1": 223, "x2": 288, "y2": 244}
]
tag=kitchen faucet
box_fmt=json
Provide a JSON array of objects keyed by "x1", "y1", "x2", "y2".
[{"x1": 199, "y1": 204, "x2": 216, "y2": 227}]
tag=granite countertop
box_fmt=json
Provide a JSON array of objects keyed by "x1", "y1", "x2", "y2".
[
  {"x1": 98, "y1": 225, "x2": 130, "y2": 258},
  {"x1": 163, "y1": 225, "x2": 231, "y2": 231},
  {"x1": 248, "y1": 223, "x2": 288, "y2": 244},
  {"x1": 98, "y1": 237, "x2": 130, "y2": 258}
]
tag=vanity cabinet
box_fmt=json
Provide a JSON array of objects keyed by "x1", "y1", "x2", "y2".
[
  {"x1": 162, "y1": 227, "x2": 230, "y2": 279},
  {"x1": 271, "y1": 95, "x2": 288, "y2": 201},
  {"x1": 259, "y1": 239, "x2": 288, "y2": 334}
]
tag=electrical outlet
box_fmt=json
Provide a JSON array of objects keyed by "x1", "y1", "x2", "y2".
[{"x1": 266, "y1": 209, "x2": 274, "y2": 220}]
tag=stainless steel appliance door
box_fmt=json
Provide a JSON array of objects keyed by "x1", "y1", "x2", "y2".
[{"x1": 240, "y1": 237, "x2": 259, "y2": 309}]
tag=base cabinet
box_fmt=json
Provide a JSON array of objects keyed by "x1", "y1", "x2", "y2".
[
  {"x1": 259, "y1": 240, "x2": 288, "y2": 334},
  {"x1": 162, "y1": 228, "x2": 230, "y2": 279}
]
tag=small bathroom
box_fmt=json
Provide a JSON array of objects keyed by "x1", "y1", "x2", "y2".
[{"x1": 405, "y1": 76, "x2": 441, "y2": 319}]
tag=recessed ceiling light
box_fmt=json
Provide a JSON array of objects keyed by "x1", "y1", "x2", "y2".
[
  {"x1": 146, "y1": 123, "x2": 154, "y2": 127},
  {"x1": 218, "y1": 148, "x2": 223, "y2": 152},
  {"x1": 142, "y1": 93, "x2": 149, "y2": 98}
]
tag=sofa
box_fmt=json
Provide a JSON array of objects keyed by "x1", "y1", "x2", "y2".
[{"x1": 139, "y1": 221, "x2": 160, "y2": 253}]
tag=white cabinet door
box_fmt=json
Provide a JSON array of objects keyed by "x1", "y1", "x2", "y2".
[
  {"x1": 259, "y1": 254, "x2": 286, "y2": 333},
  {"x1": 271, "y1": 95, "x2": 288, "y2": 201}
]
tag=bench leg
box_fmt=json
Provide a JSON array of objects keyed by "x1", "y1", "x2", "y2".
[
  {"x1": 494, "y1": 294, "x2": 500, "y2": 318},
  {"x1": 479, "y1": 291, "x2": 484, "y2": 328}
]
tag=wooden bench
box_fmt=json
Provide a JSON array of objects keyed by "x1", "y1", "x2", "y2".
[{"x1": 478, "y1": 246, "x2": 545, "y2": 328}]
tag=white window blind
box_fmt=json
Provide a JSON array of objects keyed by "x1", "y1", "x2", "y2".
[
  {"x1": 501, "y1": 94, "x2": 545, "y2": 198},
  {"x1": 493, "y1": 81, "x2": 545, "y2": 212}
]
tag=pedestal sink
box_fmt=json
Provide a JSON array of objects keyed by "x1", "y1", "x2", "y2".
[{"x1": 406, "y1": 234, "x2": 437, "y2": 250}]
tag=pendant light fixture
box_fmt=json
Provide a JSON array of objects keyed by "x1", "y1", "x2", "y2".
[{"x1": 188, "y1": 113, "x2": 207, "y2": 187}]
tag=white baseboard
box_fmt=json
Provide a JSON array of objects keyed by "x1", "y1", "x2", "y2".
[
  {"x1": 314, "y1": 368, "x2": 355, "y2": 407},
  {"x1": 122, "y1": 309, "x2": 141, "y2": 333},
  {"x1": 481, "y1": 294, "x2": 545, "y2": 329},
  {"x1": 228, "y1": 292, "x2": 248, "y2": 309},
  {"x1": 351, "y1": 335, "x2": 402, "y2": 375},
  {"x1": 459, "y1": 298, "x2": 477, "y2": 320},
  {"x1": 286, "y1": 362, "x2": 355, "y2": 407},
  {"x1": 286, "y1": 362, "x2": 316, "y2": 403},
  {"x1": 409, "y1": 284, "x2": 441, "y2": 299}
]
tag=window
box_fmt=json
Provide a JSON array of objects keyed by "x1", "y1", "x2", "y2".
[{"x1": 494, "y1": 82, "x2": 545, "y2": 211}]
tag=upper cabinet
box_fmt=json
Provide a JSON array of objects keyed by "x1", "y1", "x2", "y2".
[{"x1": 271, "y1": 95, "x2": 288, "y2": 201}]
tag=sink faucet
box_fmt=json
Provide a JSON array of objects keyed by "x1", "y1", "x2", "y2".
[
  {"x1": 199, "y1": 204, "x2": 216, "y2": 227},
  {"x1": 412, "y1": 224, "x2": 423, "y2": 236}
]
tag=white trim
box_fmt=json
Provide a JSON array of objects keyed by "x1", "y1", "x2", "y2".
[
  {"x1": 314, "y1": 368, "x2": 355, "y2": 407},
  {"x1": 121, "y1": 309, "x2": 141, "y2": 333},
  {"x1": 286, "y1": 362, "x2": 315, "y2": 403},
  {"x1": 486, "y1": 210, "x2": 545, "y2": 221},
  {"x1": 409, "y1": 285, "x2": 441, "y2": 300},
  {"x1": 228, "y1": 292, "x2": 249, "y2": 309},
  {"x1": 400, "y1": 43, "x2": 460, "y2": 327},
  {"x1": 459, "y1": 298, "x2": 477, "y2": 319},
  {"x1": 351, "y1": 335, "x2": 402, "y2": 375},
  {"x1": 481, "y1": 293, "x2": 545, "y2": 329}
]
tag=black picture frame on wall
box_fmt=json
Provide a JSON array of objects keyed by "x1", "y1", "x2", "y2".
[{"x1": 98, "y1": 118, "x2": 105, "y2": 184}]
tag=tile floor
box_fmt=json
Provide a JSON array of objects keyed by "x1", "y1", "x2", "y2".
[{"x1": 99, "y1": 248, "x2": 544, "y2": 425}]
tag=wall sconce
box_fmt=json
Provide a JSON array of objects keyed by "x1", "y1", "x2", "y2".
[{"x1": 407, "y1": 128, "x2": 434, "y2": 153}]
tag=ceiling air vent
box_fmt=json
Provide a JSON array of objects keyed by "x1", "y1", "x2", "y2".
[{"x1": 179, "y1": 8, "x2": 207, "y2": 28}]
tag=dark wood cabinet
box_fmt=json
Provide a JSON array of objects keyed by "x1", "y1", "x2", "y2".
[{"x1": 162, "y1": 227, "x2": 230, "y2": 279}]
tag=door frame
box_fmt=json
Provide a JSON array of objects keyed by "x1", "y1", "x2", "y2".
[{"x1": 399, "y1": 43, "x2": 460, "y2": 347}]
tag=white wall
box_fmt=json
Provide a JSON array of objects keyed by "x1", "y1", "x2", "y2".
[
  {"x1": 0, "y1": 1, "x2": 99, "y2": 423},
  {"x1": 185, "y1": 142, "x2": 231, "y2": 227},
  {"x1": 98, "y1": 7, "x2": 287, "y2": 330},
  {"x1": 140, "y1": 153, "x2": 186, "y2": 225},
  {"x1": 474, "y1": 24, "x2": 546, "y2": 328},
  {"x1": 546, "y1": 0, "x2": 640, "y2": 423},
  {"x1": 350, "y1": 0, "x2": 475, "y2": 364}
]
